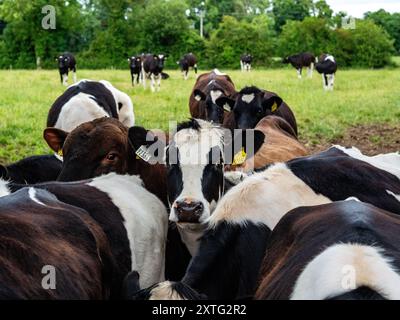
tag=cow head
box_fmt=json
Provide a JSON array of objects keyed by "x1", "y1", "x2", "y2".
[
  {"x1": 56, "y1": 54, "x2": 70, "y2": 69},
  {"x1": 43, "y1": 117, "x2": 159, "y2": 181},
  {"x1": 128, "y1": 56, "x2": 142, "y2": 69},
  {"x1": 165, "y1": 119, "x2": 264, "y2": 225},
  {"x1": 282, "y1": 56, "x2": 290, "y2": 64},
  {"x1": 154, "y1": 54, "x2": 168, "y2": 70},
  {"x1": 216, "y1": 86, "x2": 283, "y2": 129},
  {"x1": 193, "y1": 83, "x2": 232, "y2": 124}
]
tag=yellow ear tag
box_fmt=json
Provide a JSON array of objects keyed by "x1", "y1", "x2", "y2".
[
  {"x1": 232, "y1": 148, "x2": 247, "y2": 166},
  {"x1": 271, "y1": 102, "x2": 278, "y2": 112},
  {"x1": 57, "y1": 149, "x2": 63, "y2": 157}
]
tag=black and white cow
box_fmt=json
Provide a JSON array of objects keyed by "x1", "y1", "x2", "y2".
[
  {"x1": 128, "y1": 55, "x2": 142, "y2": 86},
  {"x1": 255, "y1": 200, "x2": 400, "y2": 300},
  {"x1": 316, "y1": 54, "x2": 338, "y2": 91},
  {"x1": 178, "y1": 53, "x2": 198, "y2": 80},
  {"x1": 240, "y1": 54, "x2": 253, "y2": 72},
  {"x1": 0, "y1": 155, "x2": 62, "y2": 184},
  {"x1": 217, "y1": 86, "x2": 298, "y2": 135},
  {"x1": 142, "y1": 54, "x2": 169, "y2": 92},
  {"x1": 132, "y1": 146, "x2": 400, "y2": 300},
  {"x1": 47, "y1": 79, "x2": 135, "y2": 132},
  {"x1": 282, "y1": 52, "x2": 315, "y2": 79},
  {"x1": 0, "y1": 172, "x2": 168, "y2": 299},
  {"x1": 56, "y1": 53, "x2": 76, "y2": 86}
]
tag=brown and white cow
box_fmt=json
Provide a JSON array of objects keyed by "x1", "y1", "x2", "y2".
[
  {"x1": 255, "y1": 200, "x2": 400, "y2": 300},
  {"x1": 132, "y1": 146, "x2": 400, "y2": 300},
  {"x1": 189, "y1": 69, "x2": 236, "y2": 124},
  {"x1": 226, "y1": 116, "x2": 308, "y2": 172},
  {"x1": 217, "y1": 86, "x2": 298, "y2": 135},
  {"x1": 0, "y1": 172, "x2": 167, "y2": 299}
]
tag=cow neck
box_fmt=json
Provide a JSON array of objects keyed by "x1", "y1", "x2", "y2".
[{"x1": 130, "y1": 158, "x2": 168, "y2": 207}]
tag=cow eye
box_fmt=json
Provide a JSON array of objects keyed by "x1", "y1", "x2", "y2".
[{"x1": 106, "y1": 153, "x2": 118, "y2": 161}]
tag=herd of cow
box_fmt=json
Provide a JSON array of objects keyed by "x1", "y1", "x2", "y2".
[
  {"x1": 57, "y1": 51, "x2": 338, "y2": 91},
  {"x1": 0, "y1": 52, "x2": 398, "y2": 300}
]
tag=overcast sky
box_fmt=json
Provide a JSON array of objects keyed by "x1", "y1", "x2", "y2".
[{"x1": 326, "y1": 0, "x2": 400, "y2": 18}]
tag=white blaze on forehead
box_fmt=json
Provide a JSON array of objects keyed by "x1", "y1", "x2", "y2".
[
  {"x1": 241, "y1": 93, "x2": 255, "y2": 104},
  {"x1": 210, "y1": 90, "x2": 223, "y2": 104},
  {"x1": 325, "y1": 55, "x2": 335, "y2": 62},
  {"x1": 158, "y1": 54, "x2": 164, "y2": 59}
]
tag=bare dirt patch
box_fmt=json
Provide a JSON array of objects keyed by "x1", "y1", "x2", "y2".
[{"x1": 303, "y1": 124, "x2": 400, "y2": 156}]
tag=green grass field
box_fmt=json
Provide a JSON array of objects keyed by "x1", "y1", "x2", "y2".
[{"x1": 0, "y1": 68, "x2": 399, "y2": 164}]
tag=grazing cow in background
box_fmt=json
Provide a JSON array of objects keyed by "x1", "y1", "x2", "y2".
[
  {"x1": 189, "y1": 69, "x2": 236, "y2": 123},
  {"x1": 134, "y1": 146, "x2": 400, "y2": 300},
  {"x1": 128, "y1": 55, "x2": 142, "y2": 86},
  {"x1": 316, "y1": 54, "x2": 338, "y2": 91},
  {"x1": 227, "y1": 116, "x2": 308, "y2": 172},
  {"x1": 283, "y1": 52, "x2": 315, "y2": 79},
  {"x1": 178, "y1": 53, "x2": 198, "y2": 80},
  {"x1": 240, "y1": 54, "x2": 253, "y2": 72},
  {"x1": 217, "y1": 86, "x2": 297, "y2": 135},
  {"x1": 56, "y1": 52, "x2": 76, "y2": 86},
  {"x1": 47, "y1": 79, "x2": 134, "y2": 132},
  {"x1": 142, "y1": 54, "x2": 168, "y2": 92},
  {"x1": 0, "y1": 172, "x2": 167, "y2": 299},
  {"x1": 255, "y1": 201, "x2": 400, "y2": 300},
  {"x1": 0, "y1": 155, "x2": 62, "y2": 184}
]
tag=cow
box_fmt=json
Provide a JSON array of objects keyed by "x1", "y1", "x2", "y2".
[
  {"x1": 133, "y1": 146, "x2": 400, "y2": 300},
  {"x1": 282, "y1": 52, "x2": 315, "y2": 79},
  {"x1": 0, "y1": 172, "x2": 168, "y2": 299},
  {"x1": 0, "y1": 155, "x2": 62, "y2": 184},
  {"x1": 189, "y1": 69, "x2": 236, "y2": 124},
  {"x1": 47, "y1": 79, "x2": 135, "y2": 132},
  {"x1": 56, "y1": 53, "x2": 76, "y2": 86},
  {"x1": 43, "y1": 117, "x2": 190, "y2": 281},
  {"x1": 316, "y1": 54, "x2": 338, "y2": 91},
  {"x1": 178, "y1": 53, "x2": 198, "y2": 80},
  {"x1": 240, "y1": 54, "x2": 253, "y2": 72},
  {"x1": 255, "y1": 200, "x2": 400, "y2": 300},
  {"x1": 142, "y1": 54, "x2": 169, "y2": 92},
  {"x1": 217, "y1": 86, "x2": 298, "y2": 135},
  {"x1": 128, "y1": 55, "x2": 142, "y2": 86},
  {"x1": 226, "y1": 116, "x2": 308, "y2": 172}
]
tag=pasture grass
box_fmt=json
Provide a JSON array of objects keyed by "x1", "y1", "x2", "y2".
[{"x1": 0, "y1": 68, "x2": 399, "y2": 164}]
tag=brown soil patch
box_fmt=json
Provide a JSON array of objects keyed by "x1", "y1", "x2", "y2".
[{"x1": 302, "y1": 124, "x2": 400, "y2": 156}]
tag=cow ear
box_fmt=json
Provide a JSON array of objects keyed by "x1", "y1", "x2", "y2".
[
  {"x1": 128, "y1": 126, "x2": 166, "y2": 164},
  {"x1": 127, "y1": 58, "x2": 130, "y2": 62},
  {"x1": 215, "y1": 96, "x2": 235, "y2": 112},
  {"x1": 262, "y1": 94, "x2": 283, "y2": 113},
  {"x1": 164, "y1": 54, "x2": 169, "y2": 59},
  {"x1": 224, "y1": 129, "x2": 265, "y2": 165},
  {"x1": 0, "y1": 164, "x2": 8, "y2": 180},
  {"x1": 193, "y1": 89, "x2": 206, "y2": 102},
  {"x1": 43, "y1": 128, "x2": 68, "y2": 154}
]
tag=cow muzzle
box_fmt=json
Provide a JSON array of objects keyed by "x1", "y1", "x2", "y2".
[{"x1": 174, "y1": 199, "x2": 204, "y2": 223}]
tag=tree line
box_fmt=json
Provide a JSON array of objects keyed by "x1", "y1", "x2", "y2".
[{"x1": 0, "y1": 0, "x2": 398, "y2": 70}]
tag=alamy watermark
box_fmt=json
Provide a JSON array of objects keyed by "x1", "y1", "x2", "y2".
[
  {"x1": 42, "y1": 5, "x2": 56, "y2": 30},
  {"x1": 41, "y1": 265, "x2": 56, "y2": 290}
]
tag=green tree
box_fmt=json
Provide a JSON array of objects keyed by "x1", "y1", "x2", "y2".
[
  {"x1": 272, "y1": 0, "x2": 313, "y2": 32},
  {"x1": 206, "y1": 15, "x2": 275, "y2": 68},
  {"x1": 365, "y1": 9, "x2": 400, "y2": 53}
]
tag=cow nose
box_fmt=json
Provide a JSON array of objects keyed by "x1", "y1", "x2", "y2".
[{"x1": 174, "y1": 200, "x2": 204, "y2": 223}]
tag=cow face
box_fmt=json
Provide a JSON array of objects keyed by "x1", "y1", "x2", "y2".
[
  {"x1": 166, "y1": 119, "x2": 264, "y2": 226},
  {"x1": 154, "y1": 54, "x2": 168, "y2": 70},
  {"x1": 43, "y1": 118, "x2": 158, "y2": 182},
  {"x1": 216, "y1": 87, "x2": 283, "y2": 129},
  {"x1": 57, "y1": 55, "x2": 69, "y2": 69},
  {"x1": 193, "y1": 87, "x2": 229, "y2": 124},
  {"x1": 129, "y1": 56, "x2": 141, "y2": 69}
]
